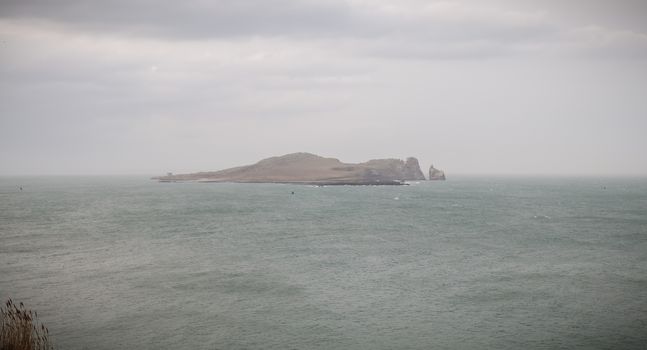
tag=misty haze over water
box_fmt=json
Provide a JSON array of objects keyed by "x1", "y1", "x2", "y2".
[{"x1": 1, "y1": 0, "x2": 647, "y2": 176}]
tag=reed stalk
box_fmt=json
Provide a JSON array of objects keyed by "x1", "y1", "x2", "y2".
[{"x1": 0, "y1": 299, "x2": 54, "y2": 350}]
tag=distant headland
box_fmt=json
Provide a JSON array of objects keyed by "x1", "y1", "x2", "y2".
[{"x1": 153, "y1": 152, "x2": 445, "y2": 185}]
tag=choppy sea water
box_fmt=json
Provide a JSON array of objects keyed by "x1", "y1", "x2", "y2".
[{"x1": 1, "y1": 176, "x2": 646, "y2": 349}]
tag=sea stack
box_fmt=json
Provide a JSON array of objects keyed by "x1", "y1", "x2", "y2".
[{"x1": 429, "y1": 165, "x2": 446, "y2": 180}]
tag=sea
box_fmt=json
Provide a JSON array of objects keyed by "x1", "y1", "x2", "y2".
[{"x1": 1, "y1": 176, "x2": 646, "y2": 349}]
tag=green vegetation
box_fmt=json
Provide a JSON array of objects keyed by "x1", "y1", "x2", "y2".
[{"x1": 1, "y1": 299, "x2": 54, "y2": 350}]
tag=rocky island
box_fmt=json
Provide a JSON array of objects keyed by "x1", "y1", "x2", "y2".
[
  {"x1": 153, "y1": 152, "x2": 431, "y2": 185},
  {"x1": 429, "y1": 165, "x2": 446, "y2": 180}
]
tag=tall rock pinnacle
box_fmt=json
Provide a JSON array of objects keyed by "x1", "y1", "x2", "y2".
[{"x1": 403, "y1": 157, "x2": 426, "y2": 180}]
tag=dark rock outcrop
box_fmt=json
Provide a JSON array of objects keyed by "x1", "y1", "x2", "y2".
[
  {"x1": 154, "y1": 153, "x2": 427, "y2": 185},
  {"x1": 429, "y1": 165, "x2": 446, "y2": 180},
  {"x1": 403, "y1": 157, "x2": 426, "y2": 180}
]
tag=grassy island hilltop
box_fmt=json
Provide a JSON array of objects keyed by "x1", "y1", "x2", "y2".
[{"x1": 153, "y1": 152, "x2": 431, "y2": 185}]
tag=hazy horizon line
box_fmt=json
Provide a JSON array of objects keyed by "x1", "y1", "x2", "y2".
[{"x1": 2, "y1": 172, "x2": 646, "y2": 178}]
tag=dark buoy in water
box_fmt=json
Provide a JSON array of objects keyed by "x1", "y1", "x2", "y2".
[
  {"x1": 19, "y1": 186, "x2": 23, "y2": 191},
  {"x1": 291, "y1": 191, "x2": 294, "y2": 195}
]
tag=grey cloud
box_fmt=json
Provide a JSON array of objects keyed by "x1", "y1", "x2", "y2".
[
  {"x1": 0, "y1": 0, "x2": 357, "y2": 38},
  {"x1": 0, "y1": 0, "x2": 556, "y2": 44},
  {"x1": 4, "y1": 0, "x2": 645, "y2": 40},
  {"x1": 494, "y1": 0, "x2": 647, "y2": 33},
  {"x1": 4, "y1": 0, "x2": 643, "y2": 61}
]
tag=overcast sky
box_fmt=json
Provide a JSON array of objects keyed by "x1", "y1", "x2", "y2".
[{"x1": 1, "y1": 0, "x2": 646, "y2": 175}]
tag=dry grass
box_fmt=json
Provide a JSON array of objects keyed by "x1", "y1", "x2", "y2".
[{"x1": 1, "y1": 299, "x2": 54, "y2": 350}]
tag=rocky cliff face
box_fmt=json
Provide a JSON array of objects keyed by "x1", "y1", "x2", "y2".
[
  {"x1": 429, "y1": 165, "x2": 446, "y2": 180},
  {"x1": 154, "y1": 153, "x2": 428, "y2": 185},
  {"x1": 403, "y1": 157, "x2": 426, "y2": 180}
]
